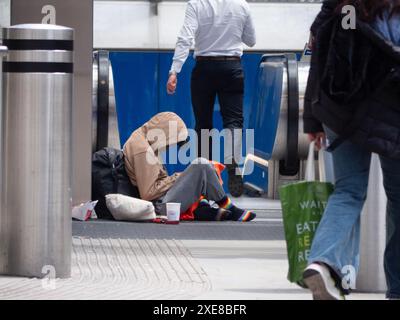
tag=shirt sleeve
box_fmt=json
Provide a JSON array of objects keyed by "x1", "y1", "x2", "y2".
[
  {"x1": 170, "y1": 2, "x2": 198, "y2": 74},
  {"x1": 242, "y1": 9, "x2": 256, "y2": 48}
]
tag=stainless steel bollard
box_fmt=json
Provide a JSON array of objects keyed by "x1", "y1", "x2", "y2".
[
  {"x1": 0, "y1": 24, "x2": 73, "y2": 278},
  {"x1": 0, "y1": 45, "x2": 8, "y2": 275}
]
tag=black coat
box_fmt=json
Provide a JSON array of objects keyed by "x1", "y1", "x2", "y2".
[
  {"x1": 304, "y1": 0, "x2": 339, "y2": 133},
  {"x1": 304, "y1": 5, "x2": 400, "y2": 159}
]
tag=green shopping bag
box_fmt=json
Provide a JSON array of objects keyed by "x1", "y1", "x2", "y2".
[{"x1": 279, "y1": 141, "x2": 334, "y2": 287}]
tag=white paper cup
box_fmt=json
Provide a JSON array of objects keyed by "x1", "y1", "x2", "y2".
[{"x1": 166, "y1": 203, "x2": 181, "y2": 224}]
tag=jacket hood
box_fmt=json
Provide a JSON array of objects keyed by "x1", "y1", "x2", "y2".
[{"x1": 140, "y1": 112, "x2": 188, "y2": 152}]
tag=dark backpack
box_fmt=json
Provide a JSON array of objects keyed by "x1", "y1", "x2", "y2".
[{"x1": 92, "y1": 148, "x2": 140, "y2": 219}]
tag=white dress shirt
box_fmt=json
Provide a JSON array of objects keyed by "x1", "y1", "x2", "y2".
[{"x1": 170, "y1": 0, "x2": 256, "y2": 74}]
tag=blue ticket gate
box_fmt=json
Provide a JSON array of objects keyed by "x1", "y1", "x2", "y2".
[
  {"x1": 92, "y1": 52, "x2": 311, "y2": 199},
  {"x1": 245, "y1": 54, "x2": 310, "y2": 199},
  {"x1": 92, "y1": 50, "x2": 263, "y2": 189}
]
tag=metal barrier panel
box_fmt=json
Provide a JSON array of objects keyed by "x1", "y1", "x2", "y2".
[
  {"x1": 0, "y1": 24, "x2": 73, "y2": 278},
  {"x1": 250, "y1": 55, "x2": 284, "y2": 161},
  {"x1": 247, "y1": 54, "x2": 310, "y2": 197},
  {"x1": 92, "y1": 51, "x2": 120, "y2": 152}
]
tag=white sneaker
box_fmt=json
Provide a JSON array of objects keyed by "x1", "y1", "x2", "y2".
[{"x1": 303, "y1": 263, "x2": 345, "y2": 300}]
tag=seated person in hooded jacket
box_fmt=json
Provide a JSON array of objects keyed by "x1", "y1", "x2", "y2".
[{"x1": 123, "y1": 112, "x2": 256, "y2": 222}]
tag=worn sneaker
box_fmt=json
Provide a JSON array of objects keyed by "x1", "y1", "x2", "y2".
[
  {"x1": 227, "y1": 164, "x2": 244, "y2": 198},
  {"x1": 303, "y1": 263, "x2": 345, "y2": 300}
]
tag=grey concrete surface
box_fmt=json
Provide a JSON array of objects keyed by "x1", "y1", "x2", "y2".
[
  {"x1": 72, "y1": 219, "x2": 284, "y2": 241},
  {"x1": 183, "y1": 240, "x2": 384, "y2": 300},
  {"x1": 0, "y1": 237, "x2": 210, "y2": 300},
  {"x1": 0, "y1": 198, "x2": 386, "y2": 300}
]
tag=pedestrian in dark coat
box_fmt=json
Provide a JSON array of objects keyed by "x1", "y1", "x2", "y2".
[{"x1": 302, "y1": 0, "x2": 400, "y2": 301}]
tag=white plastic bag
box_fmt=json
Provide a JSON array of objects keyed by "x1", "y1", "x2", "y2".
[
  {"x1": 72, "y1": 201, "x2": 98, "y2": 221},
  {"x1": 318, "y1": 148, "x2": 335, "y2": 183},
  {"x1": 105, "y1": 194, "x2": 156, "y2": 221},
  {"x1": 305, "y1": 140, "x2": 335, "y2": 183},
  {"x1": 305, "y1": 141, "x2": 316, "y2": 182}
]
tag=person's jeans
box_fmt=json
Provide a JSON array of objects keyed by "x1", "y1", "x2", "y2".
[
  {"x1": 308, "y1": 127, "x2": 400, "y2": 299},
  {"x1": 156, "y1": 158, "x2": 226, "y2": 214}
]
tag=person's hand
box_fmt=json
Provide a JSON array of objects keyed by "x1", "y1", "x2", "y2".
[
  {"x1": 167, "y1": 73, "x2": 177, "y2": 95},
  {"x1": 308, "y1": 132, "x2": 326, "y2": 151}
]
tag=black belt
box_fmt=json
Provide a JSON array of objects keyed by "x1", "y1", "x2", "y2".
[{"x1": 196, "y1": 56, "x2": 241, "y2": 61}]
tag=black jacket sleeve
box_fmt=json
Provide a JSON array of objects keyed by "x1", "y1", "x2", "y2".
[
  {"x1": 304, "y1": 0, "x2": 339, "y2": 134},
  {"x1": 303, "y1": 53, "x2": 324, "y2": 134}
]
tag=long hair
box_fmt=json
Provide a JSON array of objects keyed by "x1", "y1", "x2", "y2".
[{"x1": 337, "y1": 0, "x2": 400, "y2": 21}]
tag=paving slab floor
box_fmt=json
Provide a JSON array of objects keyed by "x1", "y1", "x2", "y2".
[{"x1": 0, "y1": 198, "x2": 385, "y2": 300}]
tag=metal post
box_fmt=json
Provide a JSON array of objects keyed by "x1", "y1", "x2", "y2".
[
  {"x1": 0, "y1": 24, "x2": 73, "y2": 278},
  {"x1": 0, "y1": 45, "x2": 8, "y2": 275},
  {"x1": 11, "y1": 0, "x2": 93, "y2": 207}
]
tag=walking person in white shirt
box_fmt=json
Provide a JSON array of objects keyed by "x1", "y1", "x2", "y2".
[{"x1": 166, "y1": 0, "x2": 256, "y2": 197}]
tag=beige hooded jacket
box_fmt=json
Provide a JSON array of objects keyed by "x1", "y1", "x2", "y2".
[{"x1": 123, "y1": 112, "x2": 189, "y2": 201}]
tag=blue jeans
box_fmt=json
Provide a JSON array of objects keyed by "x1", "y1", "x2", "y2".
[{"x1": 308, "y1": 128, "x2": 400, "y2": 299}]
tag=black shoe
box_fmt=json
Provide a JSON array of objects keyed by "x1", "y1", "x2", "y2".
[{"x1": 227, "y1": 164, "x2": 244, "y2": 198}]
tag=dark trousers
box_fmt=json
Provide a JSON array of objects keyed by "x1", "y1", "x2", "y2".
[{"x1": 191, "y1": 60, "x2": 244, "y2": 161}]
